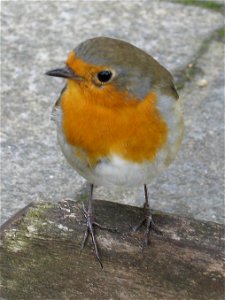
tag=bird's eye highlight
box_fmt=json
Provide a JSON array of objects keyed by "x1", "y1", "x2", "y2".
[{"x1": 97, "y1": 70, "x2": 113, "y2": 83}]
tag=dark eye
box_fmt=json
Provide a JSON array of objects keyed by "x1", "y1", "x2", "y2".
[{"x1": 97, "y1": 70, "x2": 112, "y2": 83}]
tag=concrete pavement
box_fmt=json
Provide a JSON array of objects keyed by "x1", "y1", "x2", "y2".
[{"x1": 1, "y1": 0, "x2": 224, "y2": 224}]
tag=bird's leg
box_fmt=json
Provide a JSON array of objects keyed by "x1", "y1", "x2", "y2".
[
  {"x1": 81, "y1": 184, "x2": 117, "y2": 268},
  {"x1": 133, "y1": 184, "x2": 163, "y2": 245},
  {"x1": 80, "y1": 183, "x2": 103, "y2": 268}
]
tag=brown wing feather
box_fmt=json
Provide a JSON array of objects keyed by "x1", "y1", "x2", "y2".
[{"x1": 51, "y1": 85, "x2": 67, "y2": 121}]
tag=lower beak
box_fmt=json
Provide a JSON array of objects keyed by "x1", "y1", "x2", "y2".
[{"x1": 45, "y1": 66, "x2": 83, "y2": 80}]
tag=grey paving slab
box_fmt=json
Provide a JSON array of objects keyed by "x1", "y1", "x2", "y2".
[{"x1": 1, "y1": 0, "x2": 224, "y2": 224}]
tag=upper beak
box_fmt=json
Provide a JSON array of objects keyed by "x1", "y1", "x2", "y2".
[{"x1": 45, "y1": 66, "x2": 83, "y2": 80}]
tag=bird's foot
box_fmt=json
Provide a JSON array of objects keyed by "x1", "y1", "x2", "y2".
[
  {"x1": 133, "y1": 203, "x2": 163, "y2": 245},
  {"x1": 81, "y1": 203, "x2": 117, "y2": 268}
]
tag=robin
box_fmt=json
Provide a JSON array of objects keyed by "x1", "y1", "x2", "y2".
[{"x1": 46, "y1": 37, "x2": 184, "y2": 267}]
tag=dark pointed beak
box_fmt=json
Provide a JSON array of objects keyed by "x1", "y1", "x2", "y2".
[{"x1": 45, "y1": 66, "x2": 83, "y2": 80}]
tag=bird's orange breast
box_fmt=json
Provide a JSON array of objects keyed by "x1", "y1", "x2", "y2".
[{"x1": 61, "y1": 83, "x2": 168, "y2": 166}]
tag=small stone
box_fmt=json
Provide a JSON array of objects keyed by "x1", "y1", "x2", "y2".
[
  {"x1": 57, "y1": 224, "x2": 69, "y2": 231},
  {"x1": 197, "y1": 78, "x2": 208, "y2": 87},
  {"x1": 27, "y1": 225, "x2": 36, "y2": 233},
  {"x1": 68, "y1": 213, "x2": 76, "y2": 219}
]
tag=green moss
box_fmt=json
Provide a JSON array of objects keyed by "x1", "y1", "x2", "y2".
[
  {"x1": 218, "y1": 27, "x2": 225, "y2": 37},
  {"x1": 2, "y1": 203, "x2": 54, "y2": 253},
  {"x1": 25, "y1": 202, "x2": 54, "y2": 221},
  {"x1": 174, "y1": 0, "x2": 224, "y2": 13},
  {"x1": 216, "y1": 27, "x2": 225, "y2": 42}
]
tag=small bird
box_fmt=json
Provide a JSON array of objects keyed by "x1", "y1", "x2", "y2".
[{"x1": 46, "y1": 37, "x2": 184, "y2": 267}]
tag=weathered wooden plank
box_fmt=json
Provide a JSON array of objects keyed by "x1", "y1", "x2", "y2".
[{"x1": 0, "y1": 200, "x2": 224, "y2": 300}]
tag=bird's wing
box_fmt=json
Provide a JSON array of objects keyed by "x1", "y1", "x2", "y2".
[{"x1": 51, "y1": 85, "x2": 67, "y2": 122}]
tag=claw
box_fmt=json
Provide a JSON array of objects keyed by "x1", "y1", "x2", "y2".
[
  {"x1": 81, "y1": 199, "x2": 118, "y2": 268},
  {"x1": 133, "y1": 185, "x2": 163, "y2": 245},
  {"x1": 133, "y1": 214, "x2": 162, "y2": 245},
  {"x1": 80, "y1": 196, "x2": 103, "y2": 267},
  {"x1": 89, "y1": 223, "x2": 103, "y2": 269},
  {"x1": 80, "y1": 211, "x2": 103, "y2": 267},
  {"x1": 80, "y1": 227, "x2": 89, "y2": 251}
]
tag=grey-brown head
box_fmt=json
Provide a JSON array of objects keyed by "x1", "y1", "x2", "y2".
[{"x1": 46, "y1": 37, "x2": 178, "y2": 100}]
